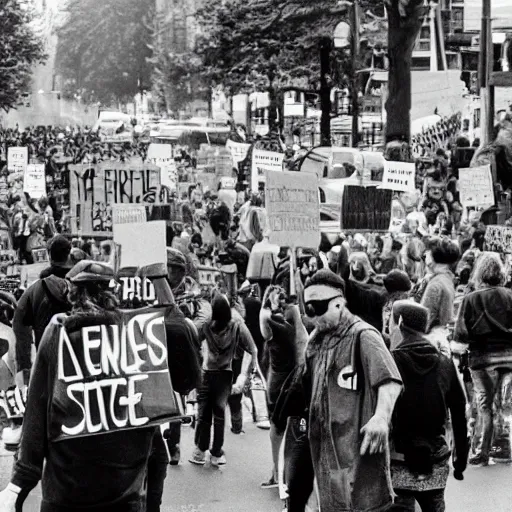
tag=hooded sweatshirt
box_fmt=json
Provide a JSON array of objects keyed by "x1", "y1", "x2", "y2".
[
  {"x1": 202, "y1": 318, "x2": 256, "y2": 372},
  {"x1": 391, "y1": 327, "x2": 468, "y2": 476},
  {"x1": 13, "y1": 267, "x2": 71, "y2": 380}
]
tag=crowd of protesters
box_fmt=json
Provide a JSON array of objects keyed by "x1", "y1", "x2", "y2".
[{"x1": 0, "y1": 121, "x2": 511, "y2": 512}]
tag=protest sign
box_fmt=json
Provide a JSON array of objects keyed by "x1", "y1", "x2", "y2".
[
  {"x1": 114, "y1": 220, "x2": 167, "y2": 268},
  {"x1": 226, "y1": 140, "x2": 250, "y2": 165},
  {"x1": 265, "y1": 170, "x2": 320, "y2": 249},
  {"x1": 51, "y1": 307, "x2": 181, "y2": 441},
  {"x1": 484, "y1": 225, "x2": 512, "y2": 253},
  {"x1": 20, "y1": 262, "x2": 49, "y2": 289},
  {"x1": 112, "y1": 204, "x2": 147, "y2": 225},
  {"x1": 251, "y1": 149, "x2": 284, "y2": 191},
  {"x1": 23, "y1": 164, "x2": 46, "y2": 198},
  {"x1": 341, "y1": 185, "x2": 393, "y2": 231},
  {"x1": 458, "y1": 165, "x2": 494, "y2": 209},
  {"x1": 69, "y1": 161, "x2": 160, "y2": 235},
  {"x1": 380, "y1": 161, "x2": 416, "y2": 193},
  {"x1": 147, "y1": 144, "x2": 177, "y2": 190},
  {"x1": 7, "y1": 147, "x2": 28, "y2": 174}
]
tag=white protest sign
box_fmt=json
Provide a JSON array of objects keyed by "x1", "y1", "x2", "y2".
[
  {"x1": 114, "y1": 221, "x2": 167, "y2": 268},
  {"x1": 147, "y1": 144, "x2": 177, "y2": 190},
  {"x1": 380, "y1": 161, "x2": 416, "y2": 193},
  {"x1": 251, "y1": 149, "x2": 284, "y2": 191},
  {"x1": 7, "y1": 147, "x2": 28, "y2": 174},
  {"x1": 265, "y1": 170, "x2": 320, "y2": 249},
  {"x1": 112, "y1": 204, "x2": 147, "y2": 225},
  {"x1": 226, "y1": 140, "x2": 250, "y2": 165},
  {"x1": 23, "y1": 164, "x2": 46, "y2": 198},
  {"x1": 458, "y1": 165, "x2": 494, "y2": 209},
  {"x1": 484, "y1": 225, "x2": 512, "y2": 253}
]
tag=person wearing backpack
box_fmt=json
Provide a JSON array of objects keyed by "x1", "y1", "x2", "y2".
[
  {"x1": 8, "y1": 236, "x2": 73, "y2": 449},
  {"x1": 13, "y1": 235, "x2": 73, "y2": 390}
]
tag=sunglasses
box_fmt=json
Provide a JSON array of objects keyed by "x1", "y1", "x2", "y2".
[{"x1": 305, "y1": 296, "x2": 342, "y2": 318}]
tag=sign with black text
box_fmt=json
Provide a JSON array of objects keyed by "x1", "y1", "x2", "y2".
[
  {"x1": 7, "y1": 147, "x2": 28, "y2": 174},
  {"x1": 380, "y1": 161, "x2": 416, "y2": 193},
  {"x1": 51, "y1": 307, "x2": 180, "y2": 441},
  {"x1": 24, "y1": 164, "x2": 46, "y2": 198},
  {"x1": 265, "y1": 170, "x2": 320, "y2": 249},
  {"x1": 251, "y1": 149, "x2": 284, "y2": 191}
]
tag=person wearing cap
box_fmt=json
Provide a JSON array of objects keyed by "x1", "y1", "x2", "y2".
[
  {"x1": 0, "y1": 261, "x2": 157, "y2": 512},
  {"x1": 390, "y1": 301, "x2": 468, "y2": 511},
  {"x1": 13, "y1": 235, "x2": 73, "y2": 390},
  {"x1": 303, "y1": 269, "x2": 402, "y2": 512},
  {"x1": 382, "y1": 270, "x2": 412, "y2": 349}
]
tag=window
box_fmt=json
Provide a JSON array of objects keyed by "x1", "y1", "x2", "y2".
[{"x1": 412, "y1": 57, "x2": 431, "y2": 70}]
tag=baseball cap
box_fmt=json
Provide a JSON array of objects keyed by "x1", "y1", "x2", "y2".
[{"x1": 66, "y1": 260, "x2": 114, "y2": 283}]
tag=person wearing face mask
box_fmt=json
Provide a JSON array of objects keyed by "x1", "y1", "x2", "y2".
[
  {"x1": 303, "y1": 269, "x2": 402, "y2": 512},
  {"x1": 189, "y1": 292, "x2": 258, "y2": 467}
]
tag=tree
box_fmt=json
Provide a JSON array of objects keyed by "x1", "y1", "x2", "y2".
[
  {"x1": 55, "y1": 0, "x2": 154, "y2": 106},
  {"x1": 195, "y1": 0, "x2": 384, "y2": 135},
  {"x1": 0, "y1": 0, "x2": 47, "y2": 112},
  {"x1": 384, "y1": 0, "x2": 426, "y2": 157}
]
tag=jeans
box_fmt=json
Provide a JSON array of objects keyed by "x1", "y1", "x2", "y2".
[
  {"x1": 146, "y1": 430, "x2": 169, "y2": 512},
  {"x1": 391, "y1": 489, "x2": 445, "y2": 512},
  {"x1": 195, "y1": 370, "x2": 232, "y2": 457},
  {"x1": 228, "y1": 358, "x2": 243, "y2": 433},
  {"x1": 284, "y1": 417, "x2": 314, "y2": 512},
  {"x1": 471, "y1": 366, "x2": 512, "y2": 458}
]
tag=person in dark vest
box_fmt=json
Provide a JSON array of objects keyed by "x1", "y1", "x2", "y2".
[{"x1": 303, "y1": 269, "x2": 402, "y2": 512}]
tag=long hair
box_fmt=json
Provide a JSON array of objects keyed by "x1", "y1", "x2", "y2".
[
  {"x1": 472, "y1": 252, "x2": 506, "y2": 289},
  {"x1": 210, "y1": 293, "x2": 232, "y2": 332},
  {"x1": 68, "y1": 281, "x2": 120, "y2": 315}
]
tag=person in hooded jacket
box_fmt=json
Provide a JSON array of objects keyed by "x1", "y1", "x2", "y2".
[
  {"x1": 390, "y1": 301, "x2": 468, "y2": 512},
  {"x1": 189, "y1": 292, "x2": 258, "y2": 466},
  {"x1": 0, "y1": 261, "x2": 159, "y2": 512},
  {"x1": 12, "y1": 234, "x2": 73, "y2": 400}
]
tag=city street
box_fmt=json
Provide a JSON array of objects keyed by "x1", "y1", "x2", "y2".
[{"x1": 2, "y1": 416, "x2": 512, "y2": 512}]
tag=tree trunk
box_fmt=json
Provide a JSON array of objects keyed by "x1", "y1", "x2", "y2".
[
  {"x1": 385, "y1": 0, "x2": 425, "y2": 159},
  {"x1": 320, "y1": 37, "x2": 332, "y2": 147}
]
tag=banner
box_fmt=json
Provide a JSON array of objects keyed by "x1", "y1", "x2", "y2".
[
  {"x1": 265, "y1": 170, "x2": 320, "y2": 249},
  {"x1": 114, "y1": 220, "x2": 167, "y2": 268},
  {"x1": 484, "y1": 225, "x2": 512, "y2": 254},
  {"x1": 112, "y1": 204, "x2": 147, "y2": 225},
  {"x1": 251, "y1": 149, "x2": 284, "y2": 191},
  {"x1": 69, "y1": 161, "x2": 160, "y2": 235},
  {"x1": 23, "y1": 164, "x2": 46, "y2": 198},
  {"x1": 458, "y1": 165, "x2": 494, "y2": 209},
  {"x1": 380, "y1": 161, "x2": 416, "y2": 193},
  {"x1": 7, "y1": 147, "x2": 28, "y2": 174},
  {"x1": 147, "y1": 144, "x2": 177, "y2": 190},
  {"x1": 226, "y1": 140, "x2": 250, "y2": 165},
  {"x1": 51, "y1": 307, "x2": 180, "y2": 441}
]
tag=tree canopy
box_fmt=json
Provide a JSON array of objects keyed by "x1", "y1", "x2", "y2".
[
  {"x1": 55, "y1": 0, "x2": 154, "y2": 106},
  {"x1": 0, "y1": 0, "x2": 47, "y2": 112}
]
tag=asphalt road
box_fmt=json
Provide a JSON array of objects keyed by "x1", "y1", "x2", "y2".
[{"x1": 2, "y1": 419, "x2": 512, "y2": 512}]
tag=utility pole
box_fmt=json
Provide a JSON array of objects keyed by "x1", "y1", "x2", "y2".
[
  {"x1": 320, "y1": 37, "x2": 332, "y2": 147},
  {"x1": 351, "y1": 0, "x2": 360, "y2": 148},
  {"x1": 478, "y1": 0, "x2": 494, "y2": 146}
]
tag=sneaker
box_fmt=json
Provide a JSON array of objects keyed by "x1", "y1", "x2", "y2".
[
  {"x1": 256, "y1": 420, "x2": 271, "y2": 430},
  {"x1": 210, "y1": 451, "x2": 227, "y2": 467},
  {"x1": 469, "y1": 454, "x2": 490, "y2": 466},
  {"x1": 169, "y1": 446, "x2": 180, "y2": 466},
  {"x1": 261, "y1": 475, "x2": 279, "y2": 489},
  {"x1": 231, "y1": 427, "x2": 245, "y2": 435},
  {"x1": 189, "y1": 447, "x2": 206, "y2": 465},
  {"x1": 3, "y1": 425, "x2": 22, "y2": 451}
]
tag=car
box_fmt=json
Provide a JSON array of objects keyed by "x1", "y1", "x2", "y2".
[
  {"x1": 298, "y1": 146, "x2": 362, "y2": 181},
  {"x1": 360, "y1": 151, "x2": 385, "y2": 182}
]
